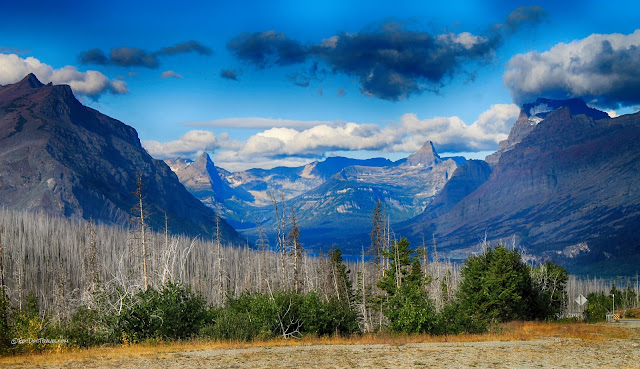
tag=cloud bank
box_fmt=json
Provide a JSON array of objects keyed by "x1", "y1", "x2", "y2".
[
  {"x1": 227, "y1": 6, "x2": 546, "y2": 101},
  {"x1": 0, "y1": 53, "x2": 127, "y2": 97},
  {"x1": 504, "y1": 29, "x2": 640, "y2": 108},
  {"x1": 148, "y1": 104, "x2": 519, "y2": 170}
]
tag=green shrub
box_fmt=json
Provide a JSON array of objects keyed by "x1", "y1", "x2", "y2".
[
  {"x1": 200, "y1": 290, "x2": 360, "y2": 341},
  {"x1": 117, "y1": 282, "x2": 207, "y2": 342},
  {"x1": 64, "y1": 306, "x2": 110, "y2": 347},
  {"x1": 584, "y1": 291, "x2": 613, "y2": 323}
]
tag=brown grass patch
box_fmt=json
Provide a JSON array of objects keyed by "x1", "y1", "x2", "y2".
[{"x1": 0, "y1": 321, "x2": 636, "y2": 367}]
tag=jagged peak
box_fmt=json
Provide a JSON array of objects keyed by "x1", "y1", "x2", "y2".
[
  {"x1": 192, "y1": 151, "x2": 216, "y2": 170},
  {"x1": 18, "y1": 73, "x2": 45, "y2": 89},
  {"x1": 403, "y1": 140, "x2": 441, "y2": 167},
  {"x1": 521, "y1": 98, "x2": 609, "y2": 121}
]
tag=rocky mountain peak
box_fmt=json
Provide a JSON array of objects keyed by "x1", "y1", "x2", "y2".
[
  {"x1": 404, "y1": 141, "x2": 442, "y2": 167},
  {"x1": 0, "y1": 73, "x2": 45, "y2": 100},
  {"x1": 486, "y1": 98, "x2": 609, "y2": 165},
  {"x1": 193, "y1": 151, "x2": 215, "y2": 171},
  {"x1": 20, "y1": 73, "x2": 45, "y2": 88}
]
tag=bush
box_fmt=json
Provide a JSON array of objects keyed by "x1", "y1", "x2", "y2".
[
  {"x1": 0, "y1": 289, "x2": 12, "y2": 354},
  {"x1": 117, "y1": 282, "x2": 207, "y2": 342},
  {"x1": 64, "y1": 306, "x2": 111, "y2": 347},
  {"x1": 200, "y1": 290, "x2": 360, "y2": 341},
  {"x1": 584, "y1": 291, "x2": 613, "y2": 323}
]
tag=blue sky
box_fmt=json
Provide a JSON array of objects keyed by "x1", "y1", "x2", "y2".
[{"x1": 2, "y1": 1, "x2": 639, "y2": 171}]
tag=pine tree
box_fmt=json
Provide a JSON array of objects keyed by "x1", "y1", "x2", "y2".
[
  {"x1": 377, "y1": 238, "x2": 435, "y2": 333},
  {"x1": 457, "y1": 244, "x2": 533, "y2": 331}
]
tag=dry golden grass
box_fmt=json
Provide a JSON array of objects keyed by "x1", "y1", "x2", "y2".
[{"x1": 1, "y1": 321, "x2": 636, "y2": 367}]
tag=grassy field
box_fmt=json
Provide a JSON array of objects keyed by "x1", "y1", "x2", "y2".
[{"x1": 2, "y1": 321, "x2": 639, "y2": 368}]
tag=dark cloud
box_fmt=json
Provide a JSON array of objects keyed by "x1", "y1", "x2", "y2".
[
  {"x1": 109, "y1": 47, "x2": 159, "y2": 68},
  {"x1": 504, "y1": 30, "x2": 640, "y2": 109},
  {"x1": 226, "y1": 7, "x2": 546, "y2": 101},
  {"x1": 79, "y1": 49, "x2": 109, "y2": 65},
  {"x1": 312, "y1": 26, "x2": 500, "y2": 100},
  {"x1": 158, "y1": 40, "x2": 213, "y2": 56},
  {"x1": 504, "y1": 6, "x2": 547, "y2": 33},
  {"x1": 226, "y1": 30, "x2": 308, "y2": 67},
  {"x1": 288, "y1": 62, "x2": 324, "y2": 87},
  {"x1": 79, "y1": 41, "x2": 212, "y2": 69},
  {"x1": 220, "y1": 69, "x2": 238, "y2": 80}
]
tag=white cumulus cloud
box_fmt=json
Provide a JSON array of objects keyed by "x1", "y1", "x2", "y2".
[
  {"x1": 143, "y1": 130, "x2": 229, "y2": 159},
  {"x1": 144, "y1": 104, "x2": 519, "y2": 170},
  {"x1": 0, "y1": 53, "x2": 128, "y2": 97},
  {"x1": 504, "y1": 29, "x2": 640, "y2": 108},
  {"x1": 184, "y1": 117, "x2": 348, "y2": 130}
]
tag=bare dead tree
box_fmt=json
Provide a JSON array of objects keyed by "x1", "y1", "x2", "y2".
[
  {"x1": 216, "y1": 215, "x2": 224, "y2": 299},
  {"x1": 255, "y1": 219, "x2": 268, "y2": 293},
  {"x1": 269, "y1": 190, "x2": 288, "y2": 287},
  {"x1": 288, "y1": 206, "x2": 302, "y2": 293},
  {"x1": 133, "y1": 172, "x2": 149, "y2": 291}
]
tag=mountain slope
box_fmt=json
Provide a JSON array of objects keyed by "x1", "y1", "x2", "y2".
[
  {"x1": 405, "y1": 101, "x2": 640, "y2": 274},
  {"x1": 0, "y1": 74, "x2": 243, "y2": 243}
]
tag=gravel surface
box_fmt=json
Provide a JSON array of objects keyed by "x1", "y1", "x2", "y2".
[{"x1": 21, "y1": 337, "x2": 640, "y2": 369}]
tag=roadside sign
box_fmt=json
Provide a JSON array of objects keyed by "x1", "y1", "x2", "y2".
[{"x1": 575, "y1": 294, "x2": 587, "y2": 306}]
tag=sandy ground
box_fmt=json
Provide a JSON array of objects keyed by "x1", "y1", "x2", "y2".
[
  {"x1": 8, "y1": 336, "x2": 638, "y2": 369},
  {"x1": 4, "y1": 322, "x2": 639, "y2": 368}
]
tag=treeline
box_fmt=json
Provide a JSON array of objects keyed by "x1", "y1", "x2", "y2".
[{"x1": 0, "y1": 203, "x2": 638, "y2": 354}]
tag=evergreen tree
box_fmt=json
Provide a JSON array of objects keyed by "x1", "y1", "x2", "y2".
[
  {"x1": 328, "y1": 247, "x2": 353, "y2": 303},
  {"x1": 456, "y1": 244, "x2": 533, "y2": 332},
  {"x1": 377, "y1": 238, "x2": 436, "y2": 333}
]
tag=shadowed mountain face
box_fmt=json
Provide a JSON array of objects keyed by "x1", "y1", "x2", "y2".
[
  {"x1": 404, "y1": 101, "x2": 640, "y2": 274},
  {"x1": 0, "y1": 74, "x2": 243, "y2": 243},
  {"x1": 485, "y1": 98, "x2": 610, "y2": 166}
]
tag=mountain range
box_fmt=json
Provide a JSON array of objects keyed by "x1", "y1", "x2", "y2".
[
  {"x1": 168, "y1": 141, "x2": 462, "y2": 248},
  {"x1": 0, "y1": 74, "x2": 242, "y2": 243},
  {"x1": 2, "y1": 74, "x2": 638, "y2": 275},
  {"x1": 170, "y1": 98, "x2": 640, "y2": 275}
]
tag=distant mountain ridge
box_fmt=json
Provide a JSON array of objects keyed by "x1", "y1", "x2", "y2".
[
  {"x1": 0, "y1": 74, "x2": 243, "y2": 243},
  {"x1": 169, "y1": 140, "x2": 460, "y2": 247}
]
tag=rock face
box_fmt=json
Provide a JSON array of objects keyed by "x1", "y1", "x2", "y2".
[
  {"x1": 0, "y1": 74, "x2": 243, "y2": 243},
  {"x1": 166, "y1": 152, "x2": 254, "y2": 226},
  {"x1": 402, "y1": 141, "x2": 442, "y2": 167},
  {"x1": 406, "y1": 100, "x2": 640, "y2": 273},
  {"x1": 485, "y1": 98, "x2": 610, "y2": 166},
  {"x1": 399, "y1": 159, "x2": 491, "y2": 230}
]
